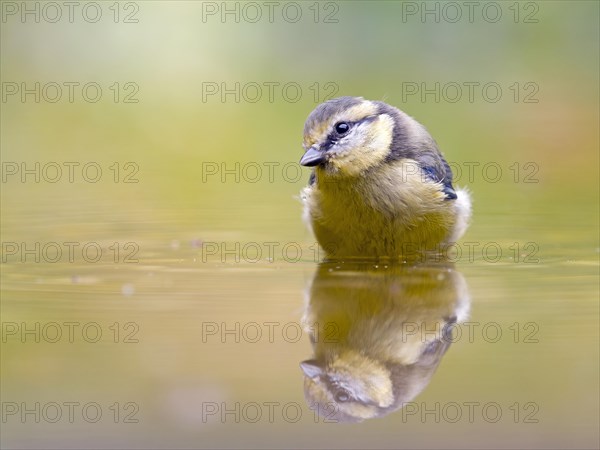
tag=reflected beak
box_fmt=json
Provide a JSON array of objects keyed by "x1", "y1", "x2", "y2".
[
  {"x1": 300, "y1": 147, "x2": 326, "y2": 167},
  {"x1": 300, "y1": 359, "x2": 323, "y2": 379}
]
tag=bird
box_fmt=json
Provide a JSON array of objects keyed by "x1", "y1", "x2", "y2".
[
  {"x1": 300, "y1": 261, "x2": 471, "y2": 422},
  {"x1": 299, "y1": 96, "x2": 471, "y2": 260}
]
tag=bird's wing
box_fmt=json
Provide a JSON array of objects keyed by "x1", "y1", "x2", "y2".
[{"x1": 420, "y1": 157, "x2": 457, "y2": 200}]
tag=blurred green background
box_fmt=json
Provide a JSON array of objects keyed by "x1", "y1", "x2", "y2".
[{"x1": 1, "y1": 1, "x2": 598, "y2": 449}]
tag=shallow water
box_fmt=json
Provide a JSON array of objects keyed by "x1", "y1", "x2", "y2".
[
  {"x1": 2, "y1": 201, "x2": 598, "y2": 448},
  {"x1": 1, "y1": 1, "x2": 599, "y2": 448}
]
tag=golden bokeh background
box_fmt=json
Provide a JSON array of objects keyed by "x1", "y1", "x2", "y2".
[{"x1": 1, "y1": 1, "x2": 598, "y2": 448}]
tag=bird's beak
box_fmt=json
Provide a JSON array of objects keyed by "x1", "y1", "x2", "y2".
[
  {"x1": 300, "y1": 146, "x2": 326, "y2": 167},
  {"x1": 300, "y1": 359, "x2": 323, "y2": 379}
]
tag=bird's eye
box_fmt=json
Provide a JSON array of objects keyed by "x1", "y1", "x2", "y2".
[
  {"x1": 334, "y1": 390, "x2": 350, "y2": 403},
  {"x1": 334, "y1": 122, "x2": 350, "y2": 135}
]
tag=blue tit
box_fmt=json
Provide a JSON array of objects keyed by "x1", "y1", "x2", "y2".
[
  {"x1": 300, "y1": 262, "x2": 471, "y2": 422},
  {"x1": 299, "y1": 96, "x2": 471, "y2": 260}
]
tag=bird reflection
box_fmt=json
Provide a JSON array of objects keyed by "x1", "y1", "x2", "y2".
[{"x1": 300, "y1": 262, "x2": 470, "y2": 422}]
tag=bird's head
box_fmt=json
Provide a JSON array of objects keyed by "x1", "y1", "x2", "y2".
[
  {"x1": 300, "y1": 352, "x2": 395, "y2": 422},
  {"x1": 300, "y1": 96, "x2": 414, "y2": 177}
]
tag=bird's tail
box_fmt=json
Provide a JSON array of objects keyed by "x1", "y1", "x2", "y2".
[{"x1": 448, "y1": 188, "x2": 472, "y2": 242}]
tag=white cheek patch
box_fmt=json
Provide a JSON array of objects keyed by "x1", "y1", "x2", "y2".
[
  {"x1": 304, "y1": 101, "x2": 377, "y2": 148},
  {"x1": 330, "y1": 114, "x2": 394, "y2": 176},
  {"x1": 368, "y1": 114, "x2": 395, "y2": 154}
]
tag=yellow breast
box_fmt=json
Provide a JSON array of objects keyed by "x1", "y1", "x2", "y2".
[{"x1": 302, "y1": 160, "x2": 460, "y2": 259}]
